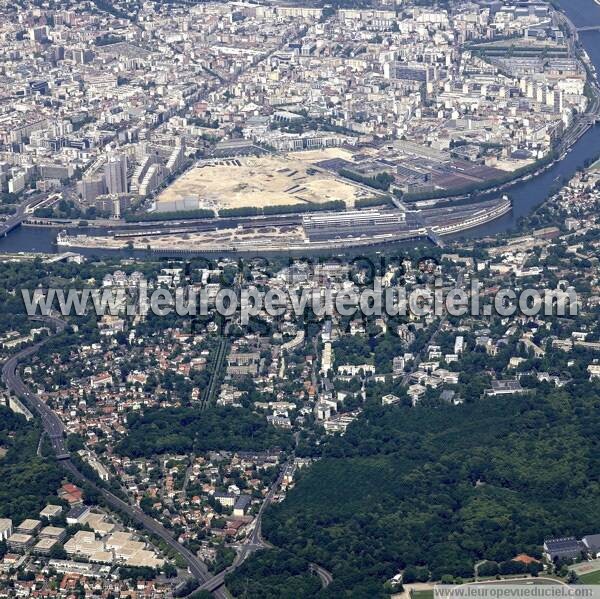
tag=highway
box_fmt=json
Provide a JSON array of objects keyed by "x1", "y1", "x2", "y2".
[
  {"x1": 2, "y1": 316, "x2": 69, "y2": 456},
  {"x1": 0, "y1": 192, "x2": 50, "y2": 237},
  {"x1": 554, "y1": 8, "x2": 600, "y2": 156},
  {"x1": 1, "y1": 316, "x2": 228, "y2": 598}
]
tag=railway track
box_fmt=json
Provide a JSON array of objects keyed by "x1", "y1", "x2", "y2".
[{"x1": 201, "y1": 336, "x2": 229, "y2": 411}]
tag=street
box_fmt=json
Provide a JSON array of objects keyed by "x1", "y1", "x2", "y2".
[{"x1": 1, "y1": 315, "x2": 228, "y2": 598}]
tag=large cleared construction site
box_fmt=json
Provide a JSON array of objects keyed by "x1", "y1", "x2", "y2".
[{"x1": 156, "y1": 152, "x2": 370, "y2": 211}]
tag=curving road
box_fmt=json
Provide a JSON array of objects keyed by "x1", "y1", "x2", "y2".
[
  {"x1": 1, "y1": 316, "x2": 227, "y2": 598},
  {"x1": 197, "y1": 462, "x2": 290, "y2": 592},
  {"x1": 199, "y1": 460, "x2": 333, "y2": 592},
  {"x1": 2, "y1": 316, "x2": 69, "y2": 456},
  {"x1": 310, "y1": 563, "x2": 334, "y2": 587},
  {"x1": 0, "y1": 192, "x2": 51, "y2": 237}
]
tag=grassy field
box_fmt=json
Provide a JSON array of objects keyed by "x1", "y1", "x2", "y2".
[
  {"x1": 579, "y1": 570, "x2": 600, "y2": 585},
  {"x1": 570, "y1": 558, "x2": 600, "y2": 583},
  {"x1": 407, "y1": 577, "x2": 576, "y2": 599}
]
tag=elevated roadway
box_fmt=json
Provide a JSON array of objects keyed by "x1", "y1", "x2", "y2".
[{"x1": 0, "y1": 193, "x2": 50, "y2": 237}]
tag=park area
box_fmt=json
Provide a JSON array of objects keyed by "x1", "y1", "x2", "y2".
[{"x1": 570, "y1": 560, "x2": 600, "y2": 584}]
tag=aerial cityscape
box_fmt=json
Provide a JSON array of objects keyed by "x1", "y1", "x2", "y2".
[{"x1": 0, "y1": 0, "x2": 600, "y2": 598}]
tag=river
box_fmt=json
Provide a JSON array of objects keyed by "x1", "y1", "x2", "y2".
[
  {"x1": 454, "y1": 0, "x2": 600, "y2": 238},
  {"x1": 1, "y1": 0, "x2": 599, "y2": 254}
]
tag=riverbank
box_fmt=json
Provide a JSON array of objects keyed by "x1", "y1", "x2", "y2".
[
  {"x1": 1, "y1": 2, "x2": 600, "y2": 256},
  {"x1": 54, "y1": 198, "x2": 511, "y2": 255}
]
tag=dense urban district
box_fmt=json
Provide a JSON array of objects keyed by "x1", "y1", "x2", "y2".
[
  {"x1": 0, "y1": 0, "x2": 599, "y2": 598},
  {"x1": 0, "y1": 0, "x2": 599, "y2": 251}
]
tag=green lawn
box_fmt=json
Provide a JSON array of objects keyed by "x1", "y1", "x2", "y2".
[
  {"x1": 411, "y1": 591, "x2": 434, "y2": 599},
  {"x1": 579, "y1": 570, "x2": 600, "y2": 585}
]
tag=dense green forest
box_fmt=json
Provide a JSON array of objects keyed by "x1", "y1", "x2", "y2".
[
  {"x1": 0, "y1": 407, "x2": 64, "y2": 523},
  {"x1": 116, "y1": 406, "x2": 293, "y2": 457},
  {"x1": 229, "y1": 387, "x2": 600, "y2": 597},
  {"x1": 225, "y1": 549, "x2": 323, "y2": 599}
]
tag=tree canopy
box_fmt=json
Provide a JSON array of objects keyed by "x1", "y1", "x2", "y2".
[
  {"x1": 0, "y1": 407, "x2": 64, "y2": 523},
  {"x1": 231, "y1": 387, "x2": 600, "y2": 596},
  {"x1": 116, "y1": 406, "x2": 293, "y2": 457}
]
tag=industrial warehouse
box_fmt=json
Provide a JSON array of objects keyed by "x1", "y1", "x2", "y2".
[{"x1": 302, "y1": 209, "x2": 409, "y2": 241}]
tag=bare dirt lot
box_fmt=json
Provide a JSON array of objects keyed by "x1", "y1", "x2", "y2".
[{"x1": 157, "y1": 152, "x2": 368, "y2": 210}]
